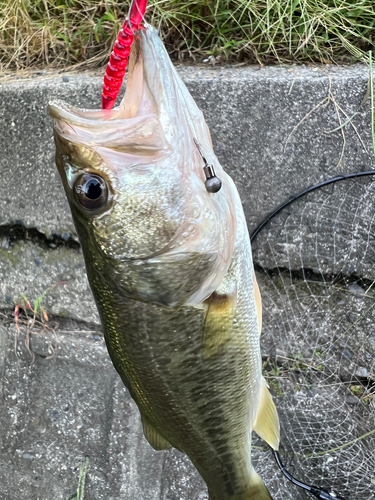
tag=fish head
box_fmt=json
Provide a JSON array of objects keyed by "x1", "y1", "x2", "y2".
[{"x1": 49, "y1": 26, "x2": 237, "y2": 307}]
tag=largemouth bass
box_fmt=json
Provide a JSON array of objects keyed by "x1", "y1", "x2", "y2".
[{"x1": 49, "y1": 25, "x2": 279, "y2": 500}]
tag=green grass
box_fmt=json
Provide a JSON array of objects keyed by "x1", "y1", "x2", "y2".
[
  {"x1": 68, "y1": 458, "x2": 90, "y2": 500},
  {"x1": 0, "y1": 0, "x2": 374, "y2": 71}
]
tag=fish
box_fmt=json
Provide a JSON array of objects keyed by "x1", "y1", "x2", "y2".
[{"x1": 49, "y1": 24, "x2": 280, "y2": 500}]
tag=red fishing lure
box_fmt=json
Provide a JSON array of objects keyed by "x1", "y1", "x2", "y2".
[{"x1": 102, "y1": 0, "x2": 147, "y2": 110}]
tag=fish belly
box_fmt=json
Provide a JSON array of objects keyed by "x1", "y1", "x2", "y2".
[{"x1": 93, "y1": 209, "x2": 263, "y2": 497}]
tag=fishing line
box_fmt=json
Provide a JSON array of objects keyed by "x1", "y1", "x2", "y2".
[{"x1": 127, "y1": 0, "x2": 136, "y2": 33}]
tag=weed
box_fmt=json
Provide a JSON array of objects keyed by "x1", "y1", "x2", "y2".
[
  {"x1": 13, "y1": 282, "x2": 64, "y2": 363},
  {"x1": 0, "y1": 1, "x2": 374, "y2": 71},
  {"x1": 14, "y1": 283, "x2": 62, "y2": 332},
  {"x1": 263, "y1": 360, "x2": 284, "y2": 396},
  {"x1": 350, "y1": 384, "x2": 375, "y2": 404},
  {"x1": 269, "y1": 378, "x2": 283, "y2": 396},
  {"x1": 369, "y1": 50, "x2": 375, "y2": 161},
  {"x1": 68, "y1": 458, "x2": 90, "y2": 500}
]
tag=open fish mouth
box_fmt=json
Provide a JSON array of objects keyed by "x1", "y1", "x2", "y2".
[
  {"x1": 49, "y1": 25, "x2": 215, "y2": 163},
  {"x1": 49, "y1": 26, "x2": 169, "y2": 155},
  {"x1": 48, "y1": 99, "x2": 168, "y2": 155},
  {"x1": 49, "y1": 25, "x2": 237, "y2": 305}
]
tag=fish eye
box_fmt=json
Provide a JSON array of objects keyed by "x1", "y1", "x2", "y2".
[{"x1": 73, "y1": 173, "x2": 108, "y2": 211}]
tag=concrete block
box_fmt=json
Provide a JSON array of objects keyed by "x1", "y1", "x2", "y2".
[
  {"x1": 1, "y1": 64, "x2": 374, "y2": 321},
  {"x1": 1, "y1": 63, "x2": 375, "y2": 500},
  {"x1": 0, "y1": 239, "x2": 98, "y2": 323},
  {"x1": 0, "y1": 320, "x2": 207, "y2": 500},
  {"x1": 0, "y1": 65, "x2": 373, "y2": 240}
]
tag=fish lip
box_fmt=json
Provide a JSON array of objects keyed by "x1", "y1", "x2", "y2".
[
  {"x1": 49, "y1": 99, "x2": 123, "y2": 125},
  {"x1": 49, "y1": 98, "x2": 169, "y2": 154},
  {"x1": 49, "y1": 99, "x2": 91, "y2": 122}
]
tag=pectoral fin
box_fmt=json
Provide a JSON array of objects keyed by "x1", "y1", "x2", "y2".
[
  {"x1": 202, "y1": 289, "x2": 237, "y2": 359},
  {"x1": 141, "y1": 416, "x2": 172, "y2": 450},
  {"x1": 253, "y1": 378, "x2": 280, "y2": 450}
]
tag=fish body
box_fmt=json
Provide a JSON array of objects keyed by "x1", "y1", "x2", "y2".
[{"x1": 49, "y1": 25, "x2": 279, "y2": 500}]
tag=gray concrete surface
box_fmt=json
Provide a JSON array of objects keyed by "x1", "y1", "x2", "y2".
[
  {"x1": 252, "y1": 172, "x2": 375, "y2": 277},
  {"x1": 0, "y1": 65, "x2": 373, "y2": 238},
  {"x1": 0, "y1": 318, "x2": 207, "y2": 500},
  {"x1": 0, "y1": 239, "x2": 98, "y2": 324},
  {"x1": 1, "y1": 64, "x2": 375, "y2": 499},
  {"x1": 1, "y1": 64, "x2": 375, "y2": 319},
  {"x1": 1, "y1": 309, "x2": 374, "y2": 500},
  {"x1": 258, "y1": 271, "x2": 375, "y2": 382}
]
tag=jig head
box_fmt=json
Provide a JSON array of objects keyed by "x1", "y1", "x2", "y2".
[{"x1": 194, "y1": 138, "x2": 222, "y2": 193}]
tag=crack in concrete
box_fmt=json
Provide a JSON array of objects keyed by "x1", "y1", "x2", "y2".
[
  {"x1": 0, "y1": 224, "x2": 80, "y2": 250},
  {"x1": 254, "y1": 263, "x2": 375, "y2": 292}
]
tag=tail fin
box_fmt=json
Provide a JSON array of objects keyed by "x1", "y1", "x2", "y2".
[{"x1": 209, "y1": 471, "x2": 273, "y2": 500}]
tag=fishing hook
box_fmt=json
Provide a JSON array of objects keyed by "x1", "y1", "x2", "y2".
[{"x1": 272, "y1": 449, "x2": 347, "y2": 500}]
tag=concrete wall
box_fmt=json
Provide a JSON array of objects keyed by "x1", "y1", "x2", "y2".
[
  {"x1": 1, "y1": 65, "x2": 373, "y2": 237},
  {"x1": 0, "y1": 64, "x2": 373, "y2": 320},
  {"x1": 1, "y1": 64, "x2": 374, "y2": 500}
]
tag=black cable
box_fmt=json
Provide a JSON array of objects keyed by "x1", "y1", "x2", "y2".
[
  {"x1": 272, "y1": 450, "x2": 346, "y2": 500},
  {"x1": 250, "y1": 170, "x2": 375, "y2": 243}
]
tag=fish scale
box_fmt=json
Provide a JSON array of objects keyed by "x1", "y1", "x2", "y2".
[{"x1": 49, "y1": 24, "x2": 279, "y2": 500}]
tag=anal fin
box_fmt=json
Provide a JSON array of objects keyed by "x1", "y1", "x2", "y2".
[
  {"x1": 253, "y1": 378, "x2": 280, "y2": 450},
  {"x1": 141, "y1": 416, "x2": 172, "y2": 451}
]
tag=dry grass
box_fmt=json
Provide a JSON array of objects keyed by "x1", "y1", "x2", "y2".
[
  {"x1": 0, "y1": 0, "x2": 374, "y2": 71},
  {"x1": 0, "y1": 0, "x2": 123, "y2": 70}
]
